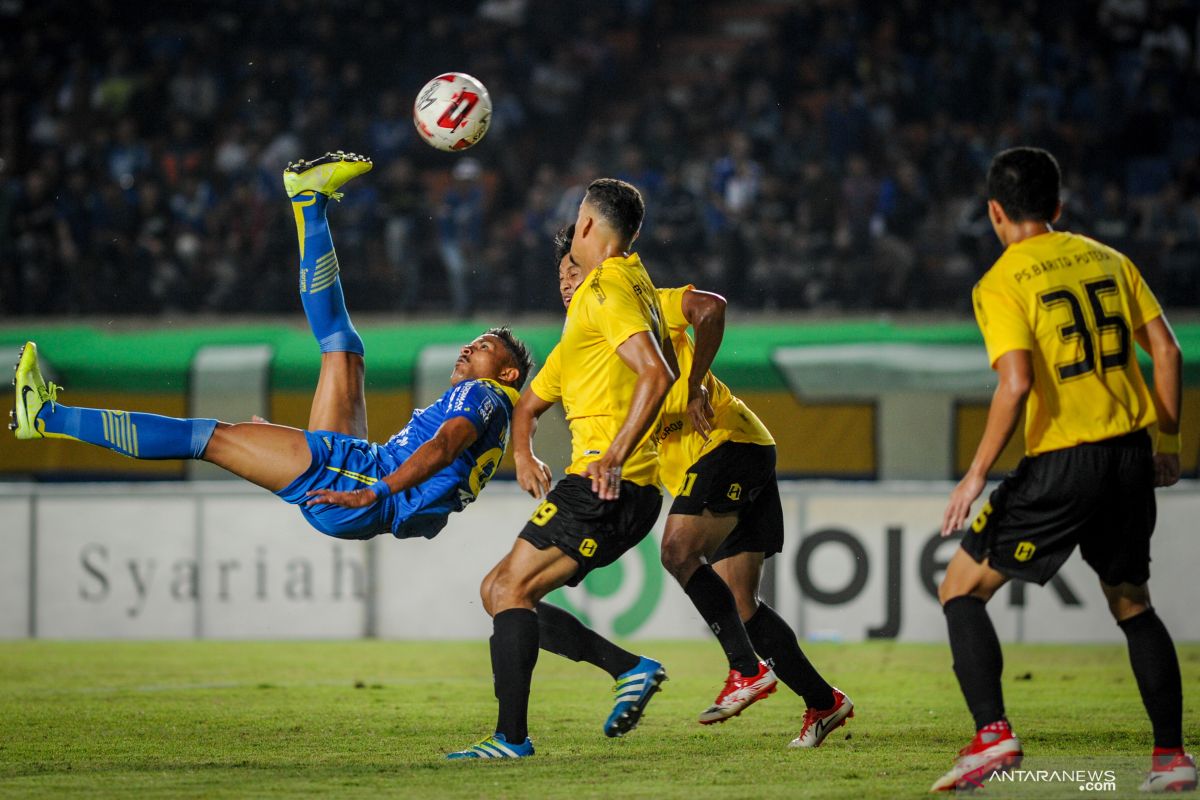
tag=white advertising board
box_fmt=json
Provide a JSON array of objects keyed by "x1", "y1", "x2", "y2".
[{"x1": 3, "y1": 481, "x2": 1197, "y2": 642}]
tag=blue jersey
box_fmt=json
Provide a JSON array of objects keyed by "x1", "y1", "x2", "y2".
[
  {"x1": 276, "y1": 378, "x2": 518, "y2": 540},
  {"x1": 380, "y1": 378, "x2": 517, "y2": 528}
]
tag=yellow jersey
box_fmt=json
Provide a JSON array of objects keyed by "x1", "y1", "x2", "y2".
[
  {"x1": 973, "y1": 230, "x2": 1162, "y2": 455},
  {"x1": 530, "y1": 253, "x2": 669, "y2": 486},
  {"x1": 652, "y1": 285, "x2": 775, "y2": 495}
]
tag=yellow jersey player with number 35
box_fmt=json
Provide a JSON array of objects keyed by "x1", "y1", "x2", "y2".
[{"x1": 932, "y1": 147, "x2": 1192, "y2": 793}]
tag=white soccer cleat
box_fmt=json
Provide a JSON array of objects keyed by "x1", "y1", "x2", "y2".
[
  {"x1": 788, "y1": 688, "x2": 854, "y2": 748},
  {"x1": 1140, "y1": 751, "x2": 1197, "y2": 793}
]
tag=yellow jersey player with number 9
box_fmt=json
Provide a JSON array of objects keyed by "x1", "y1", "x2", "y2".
[
  {"x1": 449, "y1": 179, "x2": 676, "y2": 760},
  {"x1": 932, "y1": 147, "x2": 1192, "y2": 793}
]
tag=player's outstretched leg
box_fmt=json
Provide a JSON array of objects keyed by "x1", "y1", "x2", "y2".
[
  {"x1": 534, "y1": 601, "x2": 668, "y2": 736},
  {"x1": 11, "y1": 341, "x2": 217, "y2": 456},
  {"x1": 283, "y1": 151, "x2": 372, "y2": 437},
  {"x1": 11, "y1": 342, "x2": 313, "y2": 493}
]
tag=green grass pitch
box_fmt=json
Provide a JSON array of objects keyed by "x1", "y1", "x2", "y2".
[{"x1": 0, "y1": 640, "x2": 1196, "y2": 798}]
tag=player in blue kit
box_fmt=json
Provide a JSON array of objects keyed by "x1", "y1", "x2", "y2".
[{"x1": 10, "y1": 152, "x2": 533, "y2": 542}]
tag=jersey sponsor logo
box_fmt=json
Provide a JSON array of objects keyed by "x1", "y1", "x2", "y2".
[
  {"x1": 1013, "y1": 541, "x2": 1037, "y2": 562},
  {"x1": 579, "y1": 538, "x2": 597, "y2": 558},
  {"x1": 479, "y1": 395, "x2": 496, "y2": 423},
  {"x1": 727, "y1": 483, "x2": 742, "y2": 501},
  {"x1": 655, "y1": 419, "x2": 683, "y2": 443}
]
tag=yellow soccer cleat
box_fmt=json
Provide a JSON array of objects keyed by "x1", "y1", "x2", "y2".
[
  {"x1": 282, "y1": 151, "x2": 373, "y2": 199},
  {"x1": 9, "y1": 341, "x2": 61, "y2": 440}
]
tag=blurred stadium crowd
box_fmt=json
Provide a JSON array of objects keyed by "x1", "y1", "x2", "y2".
[{"x1": 2, "y1": 0, "x2": 1200, "y2": 317}]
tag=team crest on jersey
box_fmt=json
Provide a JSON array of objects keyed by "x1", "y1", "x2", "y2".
[
  {"x1": 1014, "y1": 541, "x2": 1036, "y2": 562},
  {"x1": 579, "y1": 538, "x2": 597, "y2": 557},
  {"x1": 727, "y1": 483, "x2": 742, "y2": 501}
]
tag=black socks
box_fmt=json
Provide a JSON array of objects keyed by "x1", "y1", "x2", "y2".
[
  {"x1": 683, "y1": 564, "x2": 759, "y2": 676},
  {"x1": 491, "y1": 608, "x2": 540, "y2": 743},
  {"x1": 1119, "y1": 608, "x2": 1184, "y2": 749},
  {"x1": 944, "y1": 595, "x2": 1006, "y2": 730},
  {"x1": 536, "y1": 601, "x2": 640, "y2": 679},
  {"x1": 745, "y1": 602, "x2": 836, "y2": 710}
]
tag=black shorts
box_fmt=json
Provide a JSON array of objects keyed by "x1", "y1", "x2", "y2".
[
  {"x1": 519, "y1": 474, "x2": 663, "y2": 587},
  {"x1": 962, "y1": 429, "x2": 1156, "y2": 586},
  {"x1": 668, "y1": 442, "x2": 784, "y2": 562}
]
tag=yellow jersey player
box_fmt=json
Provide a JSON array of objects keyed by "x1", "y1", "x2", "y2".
[
  {"x1": 932, "y1": 148, "x2": 1192, "y2": 793},
  {"x1": 448, "y1": 179, "x2": 675, "y2": 759},
  {"x1": 551, "y1": 224, "x2": 852, "y2": 745}
]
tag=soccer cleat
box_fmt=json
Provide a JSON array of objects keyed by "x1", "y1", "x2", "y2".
[
  {"x1": 604, "y1": 656, "x2": 668, "y2": 737},
  {"x1": 930, "y1": 720, "x2": 1024, "y2": 792},
  {"x1": 697, "y1": 661, "x2": 778, "y2": 725},
  {"x1": 1140, "y1": 751, "x2": 1197, "y2": 793},
  {"x1": 788, "y1": 687, "x2": 854, "y2": 748},
  {"x1": 10, "y1": 342, "x2": 60, "y2": 440},
  {"x1": 446, "y1": 732, "x2": 534, "y2": 760},
  {"x1": 282, "y1": 151, "x2": 373, "y2": 199}
]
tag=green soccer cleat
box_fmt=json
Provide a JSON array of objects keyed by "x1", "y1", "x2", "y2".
[
  {"x1": 10, "y1": 341, "x2": 60, "y2": 440},
  {"x1": 282, "y1": 151, "x2": 373, "y2": 199}
]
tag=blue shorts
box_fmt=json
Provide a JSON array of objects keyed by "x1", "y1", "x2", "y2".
[{"x1": 275, "y1": 431, "x2": 398, "y2": 540}]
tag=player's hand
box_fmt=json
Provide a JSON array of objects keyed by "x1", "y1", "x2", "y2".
[
  {"x1": 305, "y1": 488, "x2": 378, "y2": 508},
  {"x1": 941, "y1": 472, "x2": 986, "y2": 536},
  {"x1": 516, "y1": 454, "x2": 553, "y2": 499},
  {"x1": 586, "y1": 455, "x2": 623, "y2": 501},
  {"x1": 1153, "y1": 453, "x2": 1181, "y2": 487},
  {"x1": 687, "y1": 384, "x2": 715, "y2": 441}
]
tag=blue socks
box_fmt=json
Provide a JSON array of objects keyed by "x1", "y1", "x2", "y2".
[
  {"x1": 291, "y1": 192, "x2": 364, "y2": 355},
  {"x1": 39, "y1": 404, "x2": 217, "y2": 460}
]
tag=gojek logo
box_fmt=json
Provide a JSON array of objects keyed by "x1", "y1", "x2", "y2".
[{"x1": 545, "y1": 533, "x2": 663, "y2": 637}]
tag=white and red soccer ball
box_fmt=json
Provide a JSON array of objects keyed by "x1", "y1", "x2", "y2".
[{"x1": 413, "y1": 73, "x2": 492, "y2": 152}]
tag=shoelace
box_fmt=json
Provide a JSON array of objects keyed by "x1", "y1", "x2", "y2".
[
  {"x1": 799, "y1": 706, "x2": 821, "y2": 737},
  {"x1": 42, "y1": 381, "x2": 60, "y2": 411}
]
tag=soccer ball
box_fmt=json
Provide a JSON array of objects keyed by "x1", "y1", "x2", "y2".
[{"x1": 413, "y1": 73, "x2": 492, "y2": 152}]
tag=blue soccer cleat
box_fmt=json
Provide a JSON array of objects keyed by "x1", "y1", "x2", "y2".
[
  {"x1": 446, "y1": 732, "x2": 534, "y2": 760},
  {"x1": 604, "y1": 655, "x2": 668, "y2": 737}
]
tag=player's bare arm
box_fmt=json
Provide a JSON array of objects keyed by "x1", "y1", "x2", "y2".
[
  {"x1": 512, "y1": 388, "x2": 555, "y2": 499},
  {"x1": 586, "y1": 330, "x2": 675, "y2": 500},
  {"x1": 307, "y1": 415, "x2": 480, "y2": 508},
  {"x1": 941, "y1": 349, "x2": 1032, "y2": 536},
  {"x1": 1136, "y1": 315, "x2": 1183, "y2": 487},
  {"x1": 679, "y1": 289, "x2": 727, "y2": 439}
]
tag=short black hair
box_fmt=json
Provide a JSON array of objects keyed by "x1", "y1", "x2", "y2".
[
  {"x1": 987, "y1": 147, "x2": 1061, "y2": 223},
  {"x1": 553, "y1": 224, "x2": 574, "y2": 266},
  {"x1": 584, "y1": 178, "x2": 644, "y2": 244},
  {"x1": 485, "y1": 326, "x2": 534, "y2": 391}
]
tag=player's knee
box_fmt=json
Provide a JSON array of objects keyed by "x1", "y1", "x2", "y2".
[
  {"x1": 660, "y1": 531, "x2": 700, "y2": 582},
  {"x1": 1102, "y1": 582, "x2": 1151, "y2": 622}
]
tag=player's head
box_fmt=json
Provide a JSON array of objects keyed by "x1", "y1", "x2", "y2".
[
  {"x1": 986, "y1": 147, "x2": 1063, "y2": 229},
  {"x1": 450, "y1": 327, "x2": 534, "y2": 390},
  {"x1": 571, "y1": 178, "x2": 644, "y2": 268},
  {"x1": 554, "y1": 224, "x2": 583, "y2": 310}
]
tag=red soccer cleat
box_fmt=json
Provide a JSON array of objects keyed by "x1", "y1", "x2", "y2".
[
  {"x1": 788, "y1": 688, "x2": 854, "y2": 748},
  {"x1": 697, "y1": 661, "x2": 778, "y2": 724},
  {"x1": 930, "y1": 720, "x2": 1024, "y2": 792}
]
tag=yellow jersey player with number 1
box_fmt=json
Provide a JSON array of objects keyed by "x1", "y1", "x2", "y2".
[
  {"x1": 932, "y1": 147, "x2": 1191, "y2": 793},
  {"x1": 449, "y1": 179, "x2": 676, "y2": 760}
]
